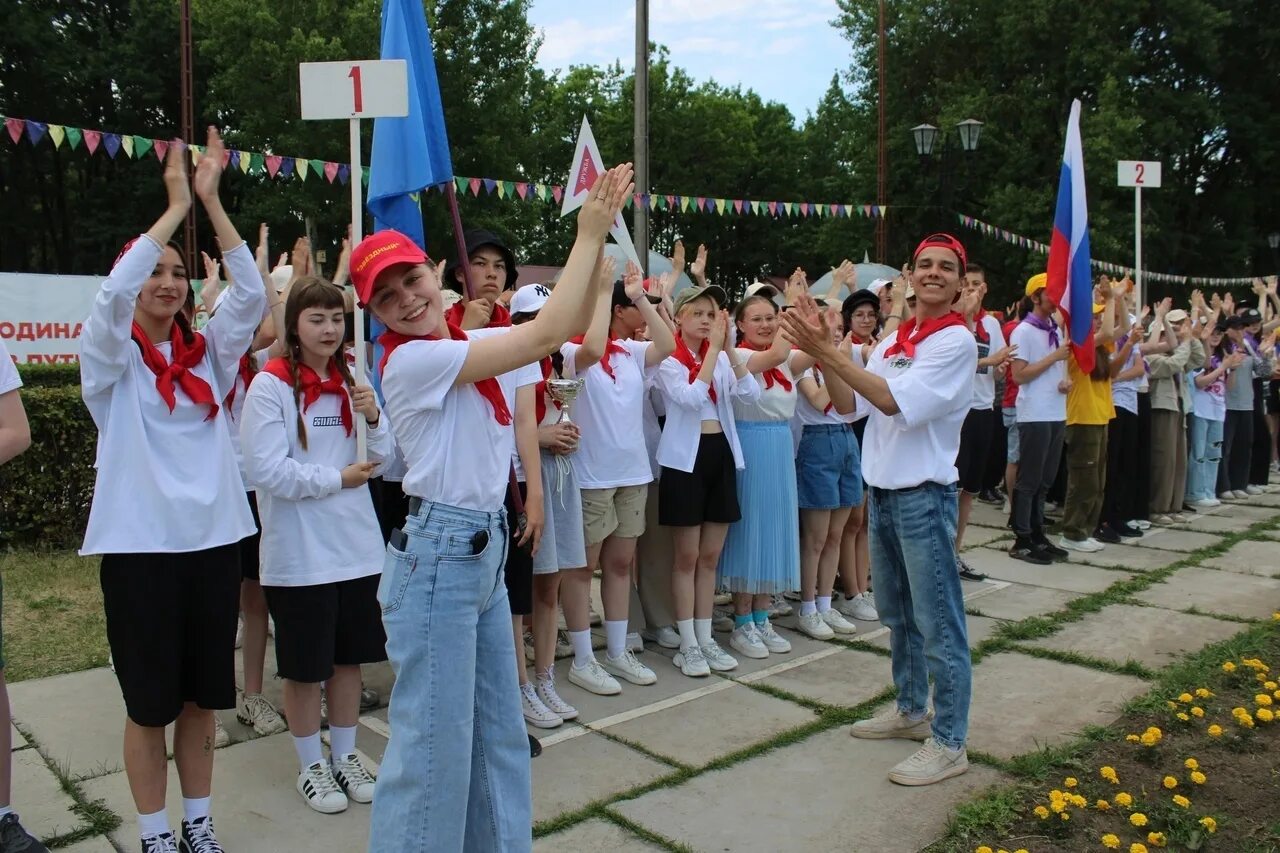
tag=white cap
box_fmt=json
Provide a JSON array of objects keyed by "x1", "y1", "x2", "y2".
[
  {"x1": 269, "y1": 266, "x2": 292, "y2": 292},
  {"x1": 744, "y1": 281, "x2": 780, "y2": 301},
  {"x1": 510, "y1": 282, "x2": 552, "y2": 315},
  {"x1": 867, "y1": 278, "x2": 892, "y2": 294}
]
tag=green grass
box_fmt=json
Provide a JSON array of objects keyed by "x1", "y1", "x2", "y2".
[{"x1": 0, "y1": 550, "x2": 106, "y2": 682}]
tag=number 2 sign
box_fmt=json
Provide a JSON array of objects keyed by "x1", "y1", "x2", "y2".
[
  {"x1": 1117, "y1": 160, "x2": 1162, "y2": 188},
  {"x1": 299, "y1": 60, "x2": 409, "y2": 120}
]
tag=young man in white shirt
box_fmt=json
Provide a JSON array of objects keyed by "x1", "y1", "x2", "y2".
[{"x1": 780, "y1": 233, "x2": 977, "y2": 787}]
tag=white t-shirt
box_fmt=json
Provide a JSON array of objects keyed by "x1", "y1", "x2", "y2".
[
  {"x1": 381, "y1": 327, "x2": 539, "y2": 511},
  {"x1": 79, "y1": 237, "x2": 265, "y2": 555},
  {"x1": 560, "y1": 339, "x2": 657, "y2": 489},
  {"x1": 511, "y1": 363, "x2": 558, "y2": 483},
  {"x1": 970, "y1": 314, "x2": 1007, "y2": 410},
  {"x1": 239, "y1": 370, "x2": 390, "y2": 586},
  {"x1": 223, "y1": 347, "x2": 272, "y2": 487},
  {"x1": 860, "y1": 325, "x2": 978, "y2": 489},
  {"x1": 1010, "y1": 319, "x2": 1067, "y2": 423},
  {"x1": 731, "y1": 347, "x2": 799, "y2": 422},
  {"x1": 1190, "y1": 363, "x2": 1228, "y2": 421},
  {"x1": 794, "y1": 367, "x2": 858, "y2": 427},
  {"x1": 0, "y1": 340, "x2": 20, "y2": 394},
  {"x1": 1111, "y1": 337, "x2": 1142, "y2": 415}
]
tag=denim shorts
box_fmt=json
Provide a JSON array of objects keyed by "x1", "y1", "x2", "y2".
[
  {"x1": 1002, "y1": 407, "x2": 1020, "y2": 464},
  {"x1": 796, "y1": 424, "x2": 862, "y2": 509}
]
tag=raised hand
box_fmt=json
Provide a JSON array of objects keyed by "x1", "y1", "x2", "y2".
[
  {"x1": 670, "y1": 240, "x2": 686, "y2": 278},
  {"x1": 1223, "y1": 292, "x2": 1235, "y2": 315},
  {"x1": 290, "y1": 237, "x2": 312, "y2": 278},
  {"x1": 1253, "y1": 278, "x2": 1267, "y2": 296},
  {"x1": 623, "y1": 261, "x2": 645, "y2": 301},
  {"x1": 161, "y1": 138, "x2": 192, "y2": 213},
  {"x1": 832, "y1": 259, "x2": 854, "y2": 290},
  {"x1": 577, "y1": 164, "x2": 634, "y2": 242},
  {"x1": 1155, "y1": 297, "x2": 1172, "y2": 318},
  {"x1": 778, "y1": 294, "x2": 834, "y2": 358},
  {"x1": 200, "y1": 251, "x2": 221, "y2": 313},
  {"x1": 256, "y1": 224, "x2": 270, "y2": 274},
  {"x1": 597, "y1": 255, "x2": 618, "y2": 295},
  {"x1": 690, "y1": 244, "x2": 708, "y2": 283},
  {"x1": 333, "y1": 224, "x2": 352, "y2": 284},
  {"x1": 192, "y1": 126, "x2": 226, "y2": 203},
  {"x1": 708, "y1": 309, "x2": 729, "y2": 352}
]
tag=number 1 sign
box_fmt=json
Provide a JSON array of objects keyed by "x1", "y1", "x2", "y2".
[{"x1": 1117, "y1": 160, "x2": 1162, "y2": 307}]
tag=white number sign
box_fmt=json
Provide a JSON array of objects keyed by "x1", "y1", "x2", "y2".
[
  {"x1": 299, "y1": 60, "x2": 409, "y2": 120},
  {"x1": 1117, "y1": 160, "x2": 1162, "y2": 188}
]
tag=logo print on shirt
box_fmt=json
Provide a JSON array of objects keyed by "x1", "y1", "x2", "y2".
[
  {"x1": 888, "y1": 356, "x2": 913, "y2": 370},
  {"x1": 312, "y1": 415, "x2": 345, "y2": 428}
]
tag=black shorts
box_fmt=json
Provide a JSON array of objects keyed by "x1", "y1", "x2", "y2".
[
  {"x1": 956, "y1": 407, "x2": 996, "y2": 494},
  {"x1": 371, "y1": 477, "x2": 413, "y2": 545},
  {"x1": 100, "y1": 544, "x2": 241, "y2": 727},
  {"x1": 1268, "y1": 381, "x2": 1280, "y2": 416},
  {"x1": 659, "y1": 432, "x2": 741, "y2": 526},
  {"x1": 263, "y1": 574, "x2": 387, "y2": 683},
  {"x1": 504, "y1": 482, "x2": 533, "y2": 617},
  {"x1": 239, "y1": 491, "x2": 262, "y2": 581}
]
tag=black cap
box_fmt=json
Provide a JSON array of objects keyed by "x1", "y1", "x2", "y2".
[
  {"x1": 444, "y1": 229, "x2": 518, "y2": 294},
  {"x1": 842, "y1": 289, "x2": 880, "y2": 315},
  {"x1": 1225, "y1": 315, "x2": 1248, "y2": 330},
  {"x1": 1241, "y1": 307, "x2": 1263, "y2": 325}
]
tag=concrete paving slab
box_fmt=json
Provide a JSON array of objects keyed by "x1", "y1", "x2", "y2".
[
  {"x1": 613, "y1": 728, "x2": 1005, "y2": 852},
  {"x1": 687, "y1": 626, "x2": 835, "y2": 683},
  {"x1": 534, "y1": 818, "x2": 665, "y2": 852},
  {"x1": 960, "y1": 525, "x2": 1012, "y2": 549},
  {"x1": 1062, "y1": 541, "x2": 1177, "y2": 572},
  {"x1": 1241, "y1": 492, "x2": 1280, "y2": 508},
  {"x1": 966, "y1": 652, "x2": 1149, "y2": 759},
  {"x1": 544, "y1": 652, "x2": 734, "y2": 728},
  {"x1": 1202, "y1": 539, "x2": 1280, "y2": 576},
  {"x1": 1127, "y1": 527, "x2": 1224, "y2": 553},
  {"x1": 58, "y1": 837, "x2": 118, "y2": 853},
  {"x1": 965, "y1": 583, "x2": 1082, "y2": 622},
  {"x1": 963, "y1": 548, "x2": 1133, "y2": 594},
  {"x1": 1211, "y1": 502, "x2": 1280, "y2": 520},
  {"x1": 10, "y1": 668, "x2": 125, "y2": 780},
  {"x1": 1135, "y1": 566, "x2": 1280, "y2": 620},
  {"x1": 867, "y1": 614, "x2": 1004, "y2": 650},
  {"x1": 1178, "y1": 513, "x2": 1262, "y2": 533},
  {"x1": 11, "y1": 723, "x2": 27, "y2": 750},
  {"x1": 1024, "y1": 603, "x2": 1241, "y2": 669},
  {"x1": 750, "y1": 648, "x2": 892, "y2": 709},
  {"x1": 603, "y1": 683, "x2": 816, "y2": 768},
  {"x1": 967, "y1": 503, "x2": 1013, "y2": 530},
  {"x1": 532, "y1": 731, "x2": 671, "y2": 825},
  {"x1": 12, "y1": 747, "x2": 88, "y2": 841}
]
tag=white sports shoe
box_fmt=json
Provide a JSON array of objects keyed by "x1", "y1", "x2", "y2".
[
  {"x1": 712, "y1": 608, "x2": 735, "y2": 633},
  {"x1": 297, "y1": 760, "x2": 348, "y2": 814},
  {"x1": 769, "y1": 594, "x2": 793, "y2": 617},
  {"x1": 1129, "y1": 519, "x2": 1152, "y2": 530},
  {"x1": 521, "y1": 682, "x2": 563, "y2": 729},
  {"x1": 535, "y1": 673, "x2": 578, "y2": 721},
  {"x1": 236, "y1": 692, "x2": 287, "y2": 736},
  {"x1": 330, "y1": 752, "x2": 377, "y2": 804},
  {"x1": 1188, "y1": 497, "x2": 1221, "y2": 510},
  {"x1": 820, "y1": 608, "x2": 858, "y2": 635},
  {"x1": 837, "y1": 592, "x2": 879, "y2": 622},
  {"x1": 887, "y1": 737, "x2": 969, "y2": 786},
  {"x1": 797, "y1": 612, "x2": 835, "y2": 640},
  {"x1": 1245, "y1": 485, "x2": 1264, "y2": 496},
  {"x1": 729, "y1": 624, "x2": 769, "y2": 659},
  {"x1": 625, "y1": 631, "x2": 644, "y2": 653},
  {"x1": 602, "y1": 649, "x2": 657, "y2": 685},
  {"x1": 756, "y1": 620, "x2": 792, "y2": 653},
  {"x1": 213, "y1": 714, "x2": 230, "y2": 748},
  {"x1": 700, "y1": 641, "x2": 739, "y2": 672},
  {"x1": 1059, "y1": 535, "x2": 1104, "y2": 552},
  {"x1": 567, "y1": 659, "x2": 622, "y2": 695},
  {"x1": 642, "y1": 625, "x2": 682, "y2": 649},
  {"x1": 673, "y1": 645, "x2": 711, "y2": 677}
]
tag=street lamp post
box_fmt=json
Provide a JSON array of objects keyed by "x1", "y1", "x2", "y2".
[{"x1": 912, "y1": 118, "x2": 983, "y2": 230}]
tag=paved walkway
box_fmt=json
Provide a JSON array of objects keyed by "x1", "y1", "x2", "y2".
[{"x1": 11, "y1": 493, "x2": 1280, "y2": 852}]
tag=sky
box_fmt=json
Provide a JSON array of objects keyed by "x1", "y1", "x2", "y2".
[{"x1": 526, "y1": 0, "x2": 852, "y2": 123}]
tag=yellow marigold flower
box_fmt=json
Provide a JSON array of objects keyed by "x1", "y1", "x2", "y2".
[
  {"x1": 1049, "y1": 789, "x2": 1065, "y2": 803},
  {"x1": 1199, "y1": 816, "x2": 1217, "y2": 833},
  {"x1": 1126, "y1": 734, "x2": 1140, "y2": 743},
  {"x1": 1114, "y1": 792, "x2": 1133, "y2": 807},
  {"x1": 1101, "y1": 834, "x2": 1121, "y2": 849},
  {"x1": 1177, "y1": 692, "x2": 1193, "y2": 702},
  {"x1": 1096, "y1": 799, "x2": 1111, "y2": 810},
  {"x1": 1130, "y1": 812, "x2": 1149, "y2": 827},
  {"x1": 1232, "y1": 706, "x2": 1248, "y2": 717},
  {"x1": 1256, "y1": 693, "x2": 1273, "y2": 706},
  {"x1": 1139, "y1": 732, "x2": 1158, "y2": 746},
  {"x1": 1274, "y1": 689, "x2": 1280, "y2": 700},
  {"x1": 1145, "y1": 726, "x2": 1162, "y2": 738},
  {"x1": 1147, "y1": 832, "x2": 1167, "y2": 848},
  {"x1": 1100, "y1": 765, "x2": 1119, "y2": 783},
  {"x1": 1190, "y1": 770, "x2": 1207, "y2": 784},
  {"x1": 1176, "y1": 712, "x2": 1189, "y2": 721},
  {"x1": 1207, "y1": 724, "x2": 1223, "y2": 737},
  {"x1": 1260, "y1": 673, "x2": 1270, "y2": 683},
  {"x1": 1273, "y1": 611, "x2": 1280, "y2": 620},
  {"x1": 1071, "y1": 794, "x2": 1087, "y2": 807},
  {"x1": 976, "y1": 847, "x2": 993, "y2": 853},
  {"x1": 1258, "y1": 708, "x2": 1274, "y2": 722},
  {"x1": 1239, "y1": 714, "x2": 1255, "y2": 729},
  {"x1": 1222, "y1": 661, "x2": 1236, "y2": 672},
  {"x1": 1060, "y1": 812, "x2": 1070, "y2": 822},
  {"x1": 1014, "y1": 850, "x2": 1028, "y2": 853},
  {"x1": 1162, "y1": 775, "x2": 1178, "y2": 789},
  {"x1": 1172, "y1": 794, "x2": 1190, "y2": 808},
  {"x1": 1130, "y1": 844, "x2": 1148, "y2": 853},
  {"x1": 1183, "y1": 758, "x2": 1199, "y2": 770},
  {"x1": 1195, "y1": 687, "x2": 1213, "y2": 698},
  {"x1": 1064, "y1": 776, "x2": 1078, "y2": 788},
  {"x1": 1190, "y1": 706, "x2": 1205, "y2": 717},
  {"x1": 1033, "y1": 805, "x2": 1050, "y2": 820},
  {"x1": 1266, "y1": 681, "x2": 1278, "y2": 690},
  {"x1": 1165, "y1": 700, "x2": 1179, "y2": 710},
  {"x1": 1049, "y1": 799, "x2": 1066, "y2": 814}
]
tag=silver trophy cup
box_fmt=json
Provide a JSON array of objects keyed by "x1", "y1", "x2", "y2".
[{"x1": 546, "y1": 378, "x2": 585, "y2": 426}]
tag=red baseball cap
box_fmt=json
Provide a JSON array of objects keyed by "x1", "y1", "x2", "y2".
[
  {"x1": 912, "y1": 232, "x2": 967, "y2": 274},
  {"x1": 350, "y1": 230, "x2": 429, "y2": 307}
]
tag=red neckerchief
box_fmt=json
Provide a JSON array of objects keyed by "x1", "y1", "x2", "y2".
[
  {"x1": 972, "y1": 309, "x2": 990, "y2": 344},
  {"x1": 534, "y1": 357, "x2": 562, "y2": 424},
  {"x1": 568, "y1": 333, "x2": 629, "y2": 382},
  {"x1": 739, "y1": 340, "x2": 792, "y2": 392},
  {"x1": 672, "y1": 335, "x2": 717, "y2": 403},
  {"x1": 445, "y1": 300, "x2": 512, "y2": 329},
  {"x1": 262, "y1": 357, "x2": 353, "y2": 436},
  {"x1": 223, "y1": 354, "x2": 255, "y2": 416},
  {"x1": 130, "y1": 321, "x2": 218, "y2": 421},
  {"x1": 378, "y1": 325, "x2": 513, "y2": 425},
  {"x1": 883, "y1": 312, "x2": 968, "y2": 359}
]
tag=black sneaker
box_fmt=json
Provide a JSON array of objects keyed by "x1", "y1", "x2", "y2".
[
  {"x1": 1009, "y1": 537, "x2": 1051, "y2": 565},
  {"x1": 528, "y1": 733, "x2": 542, "y2": 758},
  {"x1": 957, "y1": 557, "x2": 988, "y2": 581},
  {"x1": 977, "y1": 488, "x2": 1003, "y2": 505},
  {"x1": 179, "y1": 817, "x2": 223, "y2": 853},
  {"x1": 0, "y1": 813, "x2": 48, "y2": 852},
  {"x1": 1115, "y1": 522, "x2": 1142, "y2": 538},
  {"x1": 1093, "y1": 524, "x2": 1122, "y2": 544},
  {"x1": 1032, "y1": 532, "x2": 1069, "y2": 561},
  {"x1": 141, "y1": 832, "x2": 178, "y2": 853}
]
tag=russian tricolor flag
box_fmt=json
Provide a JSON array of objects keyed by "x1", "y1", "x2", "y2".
[{"x1": 1045, "y1": 99, "x2": 1095, "y2": 373}]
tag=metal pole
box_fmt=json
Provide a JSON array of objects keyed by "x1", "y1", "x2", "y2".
[
  {"x1": 1134, "y1": 186, "x2": 1143, "y2": 309},
  {"x1": 634, "y1": 0, "x2": 650, "y2": 276},
  {"x1": 179, "y1": 0, "x2": 196, "y2": 265},
  {"x1": 349, "y1": 117, "x2": 368, "y2": 462},
  {"x1": 873, "y1": 0, "x2": 887, "y2": 263}
]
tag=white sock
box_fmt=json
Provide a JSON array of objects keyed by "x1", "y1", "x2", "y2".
[
  {"x1": 293, "y1": 732, "x2": 324, "y2": 771},
  {"x1": 138, "y1": 808, "x2": 169, "y2": 840},
  {"x1": 569, "y1": 629, "x2": 595, "y2": 668},
  {"x1": 693, "y1": 618, "x2": 713, "y2": 647},
  {"x1": 329, "y1": 724, "x2": 357, "y2": 761},
  {"x1": 676, "y1": 618, "x2": 698, "y2": 652},
  {"x1": 605, "y1": 619, "x2": 628, "y2": 659},
  {"x1": 182, "y1": 796, "x2": 210, "y2": 824},
  {"x1": 816, "y1": 595, "x2": 832, "y2": 613},
  {"x1": 800, "y1": 599, "x2": 817, "y2": 616}
]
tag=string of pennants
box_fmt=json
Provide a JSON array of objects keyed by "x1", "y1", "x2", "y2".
[{"x1": 956, "y1": 214, "x2": 1273, "y2": 287}]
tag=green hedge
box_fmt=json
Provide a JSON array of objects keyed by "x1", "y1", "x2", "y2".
[{"x1": 0, "y1": 382, "x2": 96, "y2": 548}]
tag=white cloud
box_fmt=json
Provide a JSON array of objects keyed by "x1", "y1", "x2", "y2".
[
  {"x1": 535, "y1": 16, "x2": 633, "y2": 67},
  {"x1": 762, "y1": 35, "x2": 805, "y2": 56}
]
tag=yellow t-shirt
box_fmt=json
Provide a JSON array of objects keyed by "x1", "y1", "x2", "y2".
[{"x1": 1066, "y1": 343, "x2": 1116, "y2": 425}]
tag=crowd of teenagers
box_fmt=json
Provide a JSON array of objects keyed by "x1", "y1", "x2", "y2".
[{"x1": 0, "y1": 131, "x2": 1269, "y2": 853}]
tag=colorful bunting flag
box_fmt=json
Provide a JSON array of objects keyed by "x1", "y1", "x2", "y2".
[{"x1": 48, "y1": 125, "x2": 65, "y2": 149}]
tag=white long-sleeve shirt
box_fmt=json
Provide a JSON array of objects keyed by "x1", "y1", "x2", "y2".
[
  {"x1": 239, "y1": 369, "x2": 390, "y2": 586},
  {"x1": 655, "y1": 351, "x2": 760, "y2": 472},
  {"x1": 79, "y1": 237, "x2": 265, "y2": 555}
]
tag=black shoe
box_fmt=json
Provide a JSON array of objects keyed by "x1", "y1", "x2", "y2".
[
  {"x1": 179, "y1": 817, "x2": 222, "y2": 853},
  {"x1": 1032, "y1": 533, "x2": 1069, "y2": 561},
  {"x1": 528, "y1": 733, "x2": 542, "y2": 758},
  {"x1": 977, "y1": 488, "x2": 1002, "y2": 505},
  {"x1": 1093, "y1": 524, "x2": 1122, "y2": 544},
  {"x1": 957, "y1": 557, "x2": 988, "y2": 581},
  {"x1": 1115, "y1": 522, "x2": 1142, "y2": 538},
  {"x1": 1008, "y1": 537, "x2": 1051, "y2": 565},
  {"x1": 141, "y1": 833, "x2": 177, "y2": 853},
  {"x1": 0, "y1": 813, "x2": 48, "y2": 852}
]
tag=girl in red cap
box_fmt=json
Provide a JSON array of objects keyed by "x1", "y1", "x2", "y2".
[
  {"x1": 79, "y1": 129, "x2": 265, "y2": 853},
  {"x1": 351, "y1": 165, "x2": 632, "y2": 853}
]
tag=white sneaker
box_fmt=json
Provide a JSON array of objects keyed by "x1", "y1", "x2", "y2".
[
  {"x1": 820, "y1": 608, "x2": 858, "y2": 635},
  {"x1": 713, "y1": 591, "x2": 732, "y2": 606},
  {"x1": 297, "y1": 760, "x2": 348, "y2": 814},
  {"x1": 782, "y1": 590, "x2": 802, "y2": 602},
  {"x1": 797, "y1": 612, "x2": 835, "y2": 640},
  {"x1": 837, "y1": 592, "x2": 879, "y2": 622},
  {"x1": 521, "y1": 682, "x2": 563, "y2": 729},
  {"x1": 213, "y1": 714, "x2": 230, "y2": 748},
  {"x1": 141, "y1": 832, "x2": 179, "y2": 853},
  {"x1": 887, "y1": 737, "x2": 969, "y2": 786},
  {"x1": 602, "y1": 649, "x2": 657, "y2": 685},
  {"x1": 768, "y1": 594, "x2": 793, "y2": 617},
  {"x1": 1001, "y1": 498, "x2": 1011, "y2": 514},
  {"x1": 556, "y1": 629, "x2": 573, "y2": 659},
  {"x1": 756, "y1": 620, "x2": 792, "y2": 653},
  {"x1": 1188, "y1": 497, "x2": 1221, "y2": 510},
  {"x1": 850, "y1": 707, "x2": 934, "y2": 741},
  {"x1": 236, "y1": 692, "x2": 287, "y2": 736},
  {"x1": 234, "y1": 615, "x2": 244, "y2": 650},
  {"x1": 1129, "y1": 519, "x2": 1151, "y2": 530},
  {"x1": 1059, "y1": 535, "x2": 1104, "y2": 552},
  {"x1": 567, "y1": 659, "x2": 622, "y2": 696},
  {"x1": 626, "y1": 632, "x2": 643, "y2": 653},
  {"x1": 330, "y1": 752, "x2": 377, "y2": 803},
  {"x1": 673, "y1": 645, "x2": 711, "y2": 677},
  {"x1": 1245, "y1": 485, "x2": 1264, "y2": 496},
  {"x1": 523, "y1": 631, "x2": 535, "y2": 664},
  {"x1": 712, "y1": 608, "x2": 735, "y2": 633},
  {"x1": 729, "y1": 624, "x2": 769, "y2": 659},
  {"x1": 641, "y1": 625, "x2": 681, "y2": 649},
  {"x1": 535, "y1": 674, "x2": 578, "y2": 721},
  {"x1": 700, "y1": 641, "x2": 738, "y2": 672}
]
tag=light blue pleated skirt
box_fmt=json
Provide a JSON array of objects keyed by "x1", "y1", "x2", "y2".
[{"x1": 718, "y1": 420, "x2": 801, "y2": 594}]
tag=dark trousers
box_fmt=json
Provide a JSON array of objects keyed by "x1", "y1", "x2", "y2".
[
  {"x1": 1013, "y1": 420, "x2": 1065, "y2": 538},
  {"x1": 1133, "y1": 393, "x2": 1152, "y2": 521},
  {"x1": 1249, "y1": 379, "x2": 1271, "y2": 486},
  {"x1": 983, "y1": 402, "x2": 1007, "y2": 491},
  {"x1": 1062, "y1": 424, "x2": 1108, "y2": 540},
  {"x1": 1220, "y1": 409, "x2": 1254, "y2": 493},
  {"x1": 1101, "y1": 407, "x2": 1140, "y2": 529}
]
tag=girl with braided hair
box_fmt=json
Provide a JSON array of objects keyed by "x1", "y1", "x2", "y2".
[{"x1": 239, "y1": 276, "x2": 390, "y2": 816}]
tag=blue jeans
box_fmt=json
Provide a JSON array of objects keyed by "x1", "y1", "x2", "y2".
[
  {"x1": 868, "y1": 482, "x2": 971, "y2": 750},
  {"x1": 1186, "y1": 415, "x2": 1224, "y2": 502},
  {"x1": 369, "y1": 501, "x2": 531, "y2": 853}
]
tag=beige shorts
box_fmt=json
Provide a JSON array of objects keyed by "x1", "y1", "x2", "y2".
[{"x1": 581, "y1": 484, "x2": 649, "y2": 546}]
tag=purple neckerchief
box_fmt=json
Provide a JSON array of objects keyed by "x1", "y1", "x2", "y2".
[{"x1": 1022, "y1": 313, "x2": 1060, "y2": 348}]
